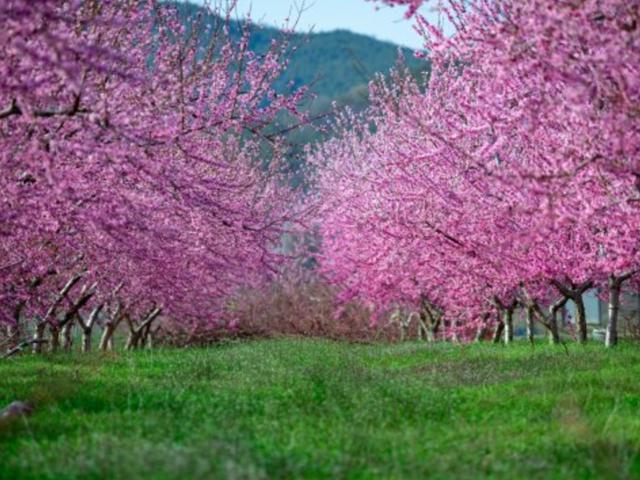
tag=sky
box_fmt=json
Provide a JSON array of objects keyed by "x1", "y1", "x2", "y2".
[{"x1": 199, "y1": 1, "x2": 437, "y2": 49}]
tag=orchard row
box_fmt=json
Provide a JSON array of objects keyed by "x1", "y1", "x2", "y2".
[{"x1": 1, "y1": 0, "x2": 638, "y2": 353}]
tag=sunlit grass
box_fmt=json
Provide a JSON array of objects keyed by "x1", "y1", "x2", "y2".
[{"x1": 1, "y1": 339, "x2": 639, "y2": 479}]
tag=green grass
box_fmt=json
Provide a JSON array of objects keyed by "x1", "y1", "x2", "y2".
[{"x1": 1, "y1": 339, "x2": 640, "y2": 479}]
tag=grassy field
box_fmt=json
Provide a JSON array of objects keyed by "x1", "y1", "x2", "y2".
[{"x1": 1, "y1": 339, "x2": 640, "y2": 479}]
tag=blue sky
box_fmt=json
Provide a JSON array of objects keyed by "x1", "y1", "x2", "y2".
[{"x1": 196, "y1": 1, "x2": 436, "y2": 49}]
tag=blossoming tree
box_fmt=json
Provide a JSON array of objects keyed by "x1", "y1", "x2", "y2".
[
  {"x1": 313, "y1": 0, "x2": 640, "y2": 346},
  {"x1": 1, "y1": 0, "x2": 307, "y2": 352}
]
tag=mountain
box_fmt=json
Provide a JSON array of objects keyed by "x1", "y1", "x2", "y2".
[
  {"x1": 170, "y1": 2, "x2": 430, "y2": 182},
  {"x1": 175, "y1": 2, "x2": 428, "y2": 112},
  {"x1": 259, "y1": 29, "x2": 425, "y2": 111}
]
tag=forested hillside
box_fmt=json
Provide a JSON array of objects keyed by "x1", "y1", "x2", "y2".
[{"x1": 175, "y1": 1, "x2": 427, "y2": 112}]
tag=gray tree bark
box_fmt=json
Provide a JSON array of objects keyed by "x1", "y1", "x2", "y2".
[
  {"x1": 492, "y1": 320, "x2": 504, "y2": 343},
  {"x1": 99, "y1": 324, "x2": 116, "y2": 351},
  {"x1": 78, "y1": 304, "x2": 103, "y2": 353},
  {"x1": 503, "y1": 304, "x2": 517, "y2": 345},
  {"x1": 519, "y1": 289, "x2": 565, "y2": 345},
  {"x1": 33, "y1": 273, "x2": 84, "y2": 354},
  {"x1": 125, "y1": 307, "x2": 162, "y2": 351},
  {"x1": 525, "y1": 306, "x2": 535, "y2": 344},
  {"x1": 62, "y1": 321, "x2": 74, "y2": 351},
  {"x1": 606, "y1": 271, "x2": 634, "y2": 348},
  {"x1": 551, "y1": 280, "x2": 593, "y2": 344},
  {"x1": 32, "y1": 321, "x2": 47, "y2": 354},
  {"x1": 49, "y1": 325, "x2": 61, "y2": 353}
]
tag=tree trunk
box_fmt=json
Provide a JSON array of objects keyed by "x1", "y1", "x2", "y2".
[
  {"x1": 606, "y1": 288, "x2": 620, "y2": 347},
  {"x1": 62, "y1": 322, "x2": 74, "y2": 352},
  {"x1": 7, "y1": 302, "x2": 23, "y2": 349},
  {"x1": 399, "y1": 318, "x2": 407, "y2": 342},
  {"x1": 430, "y1": 320, "x2": 440, "y2": 342},
  {"x1": 420, "y1": 305, "x2": 441, "y2": 343},
  {"x1": 492, "y1": 320, "x2": 504, "y2": 343},
  {"x1": 522, "y1": 293, "x2": 563, "y2": 345},
  {"x1": 77, "y1": 304, "x2": 102, "y2": 353},
  {"x1": 474, "y1": 326, "x2": 488, "y2": 342},
  {"x1": 33, "y1": 322, "x2": 47, "y2": 354},
  {"x1": 605, "y1": 272, "x2": 634, "y2": 348},
  {"x1": 6, "y1": 324, "x2": 18, "y2": 348},
  {"x1": 575, "y1": 296, "x2": 588, "y2": 344},
  {"x1": 49, "y1": 325, "x2": 60, "y2": 352},
  {"x1": 145, "y1": 326, "x2": 154, "y2": 349},
  {"x1": 605, "y1": 276, "x2": 623, "y2": 347},
  {"x1": 451, "y1": 318, "x2": 460, "y2": 343},
  {"x1": 549, "y1": 308, "x2": 561, "y2": 345},
  {"x1": 416, "y1": 315, "x2": 425, "y2": 341},
  {"x1": 125, "y1": 331, "x2": 141, "y2": 350},
  {"x1": 124, "y1": 306, "x2": 161, "y2": 351},
  {"x1": 473, "y1": 313, "x2": 491, "y2": 342},
  {"x1": 99, "y1": 324, "x2": 115, "y2": 351},
  {"x1": 551, "y1": 279, "x2": 592, "y2": 344},
  {"x1": 98, "y1": 304, "x2": 123, "y2": 352},
  {"x1": 33, "y1": 272, "x2": 85, "y2": 355},
  {"x1": 503, "y1": 309, "x2": 514, "y2": 345},
  {"x1": 52, "y1": 283, "x2": 97, "y2": 353},
  {"x1": 526, "y1": 307, "x2": 535, "y2": 344},
  {"x1": 81, "y1": 329, "x2": 92, "y2": 352},
  {"x1": 441, "y1": 317, "x2": 447, "y2": 341}
]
